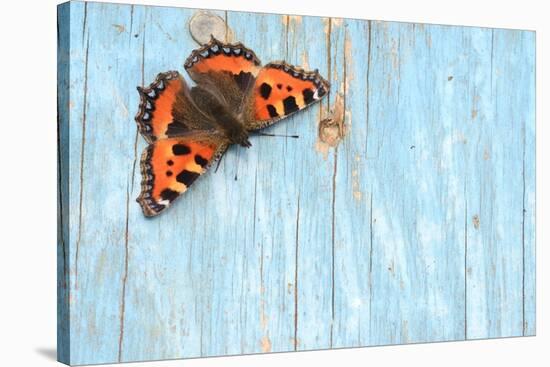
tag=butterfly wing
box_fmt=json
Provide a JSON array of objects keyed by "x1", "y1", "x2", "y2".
[
  {"x1": 137, "y1": 132, "x2": 228, "y2": 217},
  {"x1": 247, "y1": 61, "x2": 330, "y2": 131},
  {"x1": 135, "y1": 71, "x2": 215, "y2": 143},
  {"x1": 184, "y1": 37, "x2": 262, "y2": 116}
]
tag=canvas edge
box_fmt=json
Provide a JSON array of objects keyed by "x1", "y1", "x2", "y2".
[{"x1": 57, "y1": 1, "x2": 72, "y2": 365}]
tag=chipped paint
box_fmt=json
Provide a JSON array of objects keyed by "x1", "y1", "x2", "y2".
[
  {"x1": 352, "y1": 169, "x2": 362, "y2": 201},
  {"x1": 288, "y1": 15, "x2": 302, "y2": 24},
  {"x1": 316, "y1": 93, "x2": 346, "y2": 159},
  {"x1": 331, "y1": 18, "x2": 343, "y2": 27},
  {"x1": 301, "y1": 51, "x2": 310, "y2": 70},
  {"x1": 112, "y1": 24, "x2": 125, "y2": 34},
  {"x1": 261, "y1": 335, "x2": 272, "y2": 352},
  {"x1": 473, "y1": 215, "x2": 480, "y2": 229}
]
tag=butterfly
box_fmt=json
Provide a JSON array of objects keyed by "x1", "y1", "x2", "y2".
[{"x1": 135, "y1": 37, "x2": 330, "y2": 216}]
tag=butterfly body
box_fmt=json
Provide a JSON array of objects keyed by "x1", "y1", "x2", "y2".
[
  {"x1": 135, "y1": 37, "x2": 329, "y2": 216},
  {"x1": 187, "y1": 84, "x2": 252, "y2": 147}
]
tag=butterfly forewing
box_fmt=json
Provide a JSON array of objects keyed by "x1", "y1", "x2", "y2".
[{"x1": 248, "y1": 62, "x2": 330, "y2": 131}]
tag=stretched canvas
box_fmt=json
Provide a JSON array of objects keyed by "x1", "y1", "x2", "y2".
[{"x1": 57, "y1": 1, "x2": 536, "y2": 365}]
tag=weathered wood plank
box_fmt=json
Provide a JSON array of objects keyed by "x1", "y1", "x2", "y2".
[
  {"x1": 287, "y1": 15, "x2": 335, "y2": 351},
  {"x1": 365, "y1": 21, "x2": 471, "y2": 345},
  {"x1": 227, "y1": 11, "x2": 295, "y2": 355},
  {"x1": 58, "y1": 2, "x2": 536, "y2": 365},
  {"x1": 465, "y1": 28, "x2": 535, "y2": 339},
  {"x1": 68, "y1": 2, "x2": 140, "y2": 364},
  {"x1": 331, "y1": 17, "x2": 372, "y2": 348},
  {"x1": 121, "y1": 5, "x2": 227, "y2": 362}
]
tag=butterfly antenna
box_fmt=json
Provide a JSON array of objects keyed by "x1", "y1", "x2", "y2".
[{"x1": 253, "y1": 132, "x2": 299, "y2": 139}]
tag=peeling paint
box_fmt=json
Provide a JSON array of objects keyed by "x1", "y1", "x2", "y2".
[
  {"x1": 473, "y1": 215, "x2": 480, "y2": 229},
  {"x1": 352, "y1": 169, "x2": 362, "y2": 201},
  {"x1": 331, "y1": 18, "x2": 343, "y2": 27},
  {"x1": 261, "y1": 335, "x2": 272, "y2": 352},
  {"x1": 344, "y1": 34, "x2": 354, "y2": 93},
  {"x1": 301, "y1": 51, "x2": 310, "y2": 70},
  {"x1": 259, "y1": 296, "x2": 268, "y2": 329},
  {"x1": 112, "y1": 24, "x2": 125, "y2": 34},
  {"x1": 288, "y1": 15, "x2": 302, "y2": 24},
  {"x1": 323, "y1": 18, "x2": 330, "y2": 35}
]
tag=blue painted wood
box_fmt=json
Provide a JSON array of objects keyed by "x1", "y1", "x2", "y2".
[
  {"x1": 57, "y1": 3, "x2": 71, "y2": 363},
  {"x1": 57, "y1": 1, "x2": 536, "y2": 365}
]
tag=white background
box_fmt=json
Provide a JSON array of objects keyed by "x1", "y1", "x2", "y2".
[{"x1": 0, "y1": 0, "x2": 547, "y2": 365}]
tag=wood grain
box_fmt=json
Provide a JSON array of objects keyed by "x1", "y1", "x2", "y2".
[{"x1": 57, "y1": 2, "x2": 536, "y2": 365}]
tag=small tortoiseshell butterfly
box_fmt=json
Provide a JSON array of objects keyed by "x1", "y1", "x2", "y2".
[{"x1": 135, "y1": 37, "x2": 330, "y2": 216}]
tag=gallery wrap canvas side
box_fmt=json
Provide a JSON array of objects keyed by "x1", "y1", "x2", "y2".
[{"x1": 57, "y1": 1, "x2": 535, "y2": 365}]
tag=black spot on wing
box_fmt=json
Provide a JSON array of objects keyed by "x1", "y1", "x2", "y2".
[
  {"x1": 283, "y1": 96, "x2": 299, "y2": 115},
  {"x1": 266, "y1": 104, "x2": 279, "y2": 118},
  {"x1": 166, "y1": 170, "x2": 173, "y2": 177},
  {"x1": 234, "y1": 71, "x2": 254, "y2": 92},
  {"x1": 194, "y1": 154, "x2": 208, "y2": 168},
  {"x1": 176, "y1": 170, "x2": 200, "y2": 187},
  {"x1": 172, "y1": 144, "x2": 191, "y2": 155},
  {"x1": 166, "y1": 120, "x2": 189, "y2": 136},
  {"x1": 160, "y1": 188, "x2": 179, "y2": 202},
  {"x1": 302, "y1": 88, "x2": 315, "y2": 104},
  {"x1": 167, "y1": 160, "x2": 174, "y2": 166},
  {"x1": 260, "y1": 83, "x2": 272, "y2": 100}
]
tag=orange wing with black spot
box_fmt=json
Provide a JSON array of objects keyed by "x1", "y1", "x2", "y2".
[
  {"x1": 135, "y1": 71, "x2": 213, "y2": 143},
  {"x1": 249, "y1": 61, "x2": 330, "y2": 130},
  {"x1": 137, "y1": 132, "x2": 228, "y2": 217},
  {"x1": 184, "y1": 37, "x2": 262, "y2": 114}
]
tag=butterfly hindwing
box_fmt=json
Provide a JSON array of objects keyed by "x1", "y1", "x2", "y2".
[
  {"x1": 248, "y1": 61, "x2": 330, "y2": 130},
  {"x1": 137, "y1": 133, "x2": 228, "y2": 217},
  {"x1": 184, "y1": 37, "x2": 262, "y2": 115}
]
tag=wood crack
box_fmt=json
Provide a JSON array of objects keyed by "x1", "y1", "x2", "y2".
[
  {"x1": 368, "y1": 191, "x2": 373, "y2": 340},
  {"x1": 521, "y1": 120, "x2": 526, "y2": 335},
  {"x1": 82, "y1": 2, "x2": 88, "y2": 45},
  {"x1": 464, "y1": 194, "x2": 468, "y2": 340},
  {"x1": 118, "y1": 183, "x2": 131, "y2": 362},
  {"x1": 118, "y1": 11, "x2": 145, "y2": 360},
  {"x1": 75, "y1": 34, "x2": 90, "y2": 290},
  {"x1": 326, "y1": 16, "x2": 337, "y2": 347},
  {"x1": 130, "y1": 22, "x2": 146, "y2": 192},
  {"x1": 294, "y1": 194, "x2": 300, "y2": 351},
  {"x1": 129, "y1": 5, "x2": 134, "y2": 46},
  {"x1": 57, "y1": 102, "x2": 68, "y2": 287}
]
